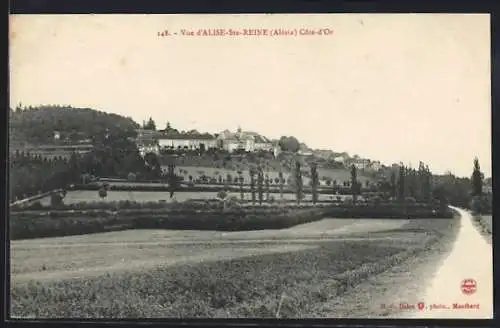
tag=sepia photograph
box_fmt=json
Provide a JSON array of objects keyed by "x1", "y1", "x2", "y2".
[{"x1": 8, "y1": 13, "x2": 492, "y2": 319}]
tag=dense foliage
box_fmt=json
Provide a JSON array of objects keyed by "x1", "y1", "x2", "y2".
[
  {"x1": 9, "y1": 152, "x2": 76, "y2": 201},
  {"x1": 10, "y1": 105, "x2": 139, "y2": 144},
  {"x1": 9, "y1": 136, "x2": 181, "y2": 202}
]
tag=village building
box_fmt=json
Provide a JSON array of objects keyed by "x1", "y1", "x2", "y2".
[
  {"x1": 157, "y1": 132, "x2": 217, "y2": 151},
  {"x1": 217, "y1": 128, "x2": 254, "y2": 152},
  {"x1": 333, "y1": 152, "x2": 349, "y2": 164},
  {"x1": 368, "y1": 160, "x2": 382, "y2": 171},
  {"x1": 216, "y1": 127, "x2": 274, "y2": 153}
]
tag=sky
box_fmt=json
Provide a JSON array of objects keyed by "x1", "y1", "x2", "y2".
[{"x1": 9, "y1": 14, "x2": 491, "y2": 178}]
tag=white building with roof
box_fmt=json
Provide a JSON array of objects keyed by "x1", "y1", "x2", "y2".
[
  {"x1": 158, "y1": 133, "x2": 217, "y2": 150},
  {"x1": 217, "y1": 127, "x2": 273, "y2": 152}
]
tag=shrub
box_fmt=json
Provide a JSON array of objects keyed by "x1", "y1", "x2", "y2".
[
  {"x1": 405, "y1": 197, "x2": 417, "y2": 204},
  {"x1": 27, "y1": 201, "x2": 44, "y2": 211},
  {"x1": 343, "y1": 198, "x2": 353, "y2": 205},
  {"x1": 50, "y1": 193, "x2": 65, "y2": 208},
  {"x1": 470, "y1": 195, "x2": 491, "y2": 214},
  {"x1": 98, "y1": 188, "x2": 107, "y2": 199},
  {"x1": 217, "y1": 190, "x2": 227, "y2": 200}
]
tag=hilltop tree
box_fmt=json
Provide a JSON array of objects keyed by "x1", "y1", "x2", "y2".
[
  {"x1": 310, "y1": 162, "x2": 319, "y2": 205},
  {"x1": 143, "y1": 117, "x2": 156, "y2": 130},
  {"x1": 294, "y1": 161, "x2": 303, "y2": 205},
  {"x1": 278, "y1": 136, "x2": 300, "y2": 153},
  {"x1": 471, "y1": 157, "x2": 484, "y2": 196}
]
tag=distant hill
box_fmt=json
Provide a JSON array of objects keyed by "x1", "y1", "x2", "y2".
[{"x1": 9, "y1": 105, "x2": 140, "y2": 145}]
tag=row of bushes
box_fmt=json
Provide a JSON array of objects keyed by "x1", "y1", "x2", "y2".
[
  {"x1": 10, "y1": 201, "x2": 452, "y2": 240},
  {"x1": 12, "y1": 197, "x2": 440, "y2": 212},
  {"x1": 323, "y1": 205, "x2": 453, "y2": 219},
  {"x1": 470, "y1": 195, "x2": 492, "y2": 215},
  {"x1": 10, "y1": 207, "x2": 325, "y2": 240},
  {"x1": 12, "y1": 206, "x2": 295, "y2": 219}
]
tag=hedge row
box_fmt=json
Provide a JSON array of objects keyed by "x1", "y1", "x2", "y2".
[
  {"x1": 12, "y1": 197, "x2": 440, "y2": 212},
  {"x1": 10, "y1": 203, "x2": 453, "y2": 240},
  {"x1": 322, "y1": 205, "x2": 453, "y2": 219},
  {"x1": 12, "y1": 198, "x2": 442, "y2": 215},
  {"x1": 9, "y1": 208, "x2": 325, "y2": 240}
]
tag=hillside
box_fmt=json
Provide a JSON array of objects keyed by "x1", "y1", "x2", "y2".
[{"x1": 9, "y1": 105, "x2": 140, "y2": 145}]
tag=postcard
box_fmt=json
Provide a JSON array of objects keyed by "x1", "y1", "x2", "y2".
[{"x1": 8, "y1": 13, "x2": 492, "y2": 319}]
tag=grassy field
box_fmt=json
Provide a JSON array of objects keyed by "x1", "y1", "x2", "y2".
[
  {"x1": 481, "y1": 215, "x2": 492, "y2": 232},
  {"x1": 471, "y1": 215, "x2": 492, "y2": 244},
  {"x1": 10, "y1": 216, "x2": 458, "y2": 318}
]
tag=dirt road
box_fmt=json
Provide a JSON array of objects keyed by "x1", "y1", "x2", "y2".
[{"x1": 407, "y1": 207, "x2": 493, "y2": 319}]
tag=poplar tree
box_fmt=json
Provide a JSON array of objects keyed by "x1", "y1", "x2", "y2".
[
  {"x1": 471, "y1": 157, "x2": 484, "y2": 196},
  {"x1": 398, "y1": 164, "x2": 405, "y2": 201},
  {"x1": 294, "y1": 161, "x2": 303, "y2": 205},
  {"x1": 350, "y1": 165, "x2": 360, "y2": 204},
  {"x1": 250, "y1": 167, "x2": 256, "y2": 205},
  {"x1": 310, "y1": 162, "x2": 319, "y2": 205},
  {"x1": 257, "y1": 167, "x2": 264, "y2": 205}
]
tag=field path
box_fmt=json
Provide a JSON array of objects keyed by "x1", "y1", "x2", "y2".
[{"x1": 410, "y1": 206, "x2": 493, "y2": 319}]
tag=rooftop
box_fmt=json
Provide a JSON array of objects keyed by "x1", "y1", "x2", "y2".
[{"x1": 158, "y1": 132, "x2": 215, "y2": 140}]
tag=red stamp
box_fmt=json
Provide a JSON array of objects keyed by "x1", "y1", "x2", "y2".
[{"x1": 461, "y1": 279, "x2": 477, "y2": 295}]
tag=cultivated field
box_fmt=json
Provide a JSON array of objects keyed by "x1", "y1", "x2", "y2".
[
  {"x1": 11, "y1": 216, "x2": 459, "y2": 318},
  {"x1": 171, "y1": 165, "x2": 373, "y2": 186}
]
